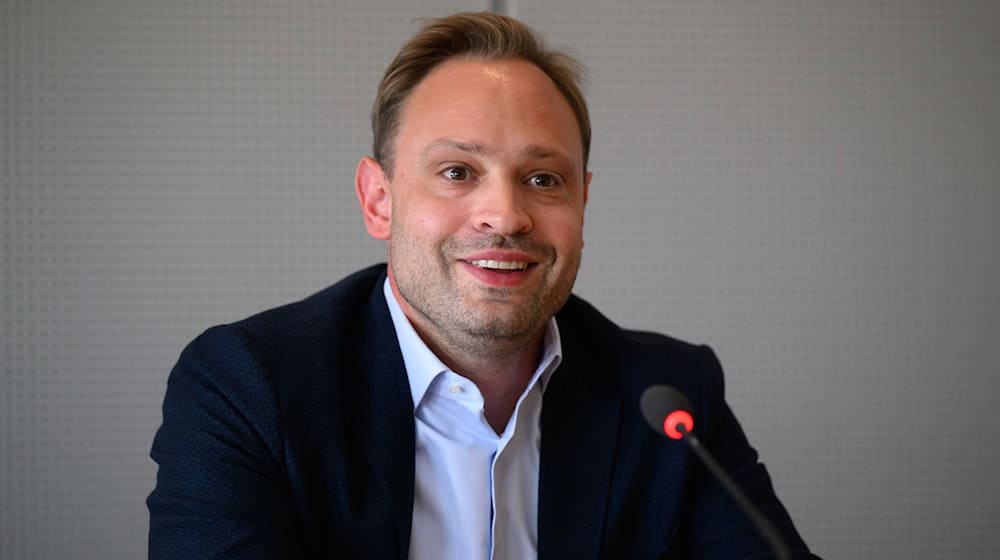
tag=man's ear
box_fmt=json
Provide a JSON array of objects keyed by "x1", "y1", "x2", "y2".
[
  {"x1": 355, "y1": 156, "x2": 391, "y2": 240},
  {"x1": 581, "y1": 170, "x2": 592, "y2": 248}
]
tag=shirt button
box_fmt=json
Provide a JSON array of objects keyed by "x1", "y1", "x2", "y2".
[{"x1": 449, "y1": 384, "x2": 464, "y2": 394}]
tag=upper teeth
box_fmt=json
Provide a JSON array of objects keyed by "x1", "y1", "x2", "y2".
[{"x1": 470, "y1": 260, "x2": 528, "y2": 270}]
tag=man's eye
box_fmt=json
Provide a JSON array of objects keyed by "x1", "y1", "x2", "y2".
[
  {"x1": 527, "y1": 174, "x2": 560, "y2": 188},
  {"x1": 443, "y1": 167, "x2": 471, "y2": 181}
]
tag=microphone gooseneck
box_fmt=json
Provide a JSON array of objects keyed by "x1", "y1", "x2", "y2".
[{"x1": 639, "y1": 385, "x2": 791, "y2": 560}]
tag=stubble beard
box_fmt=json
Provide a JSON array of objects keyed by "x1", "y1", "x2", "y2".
[{"x1": 390, "y1": 229, "x2": 581, "y2": 360}]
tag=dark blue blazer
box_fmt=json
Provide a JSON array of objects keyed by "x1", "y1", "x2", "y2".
[{"x1": 148, "y1": 264, "x2": 817, "y2": 559}]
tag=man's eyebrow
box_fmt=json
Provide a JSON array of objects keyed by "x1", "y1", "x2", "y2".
[
  {"x1": 422, "y1": 139, "x2": 569, "y2": 162},
  {"x1": 422, "y1": 139, "x2": 495, "y2": 157},
  {"x1": 520, "y1": 145, "x2": 562, "y2": 160}
]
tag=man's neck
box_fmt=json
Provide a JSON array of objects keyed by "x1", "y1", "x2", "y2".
[
  {"x1": 386, "y1": 274, "x2": 550, "y2": 433},
  {"x1": 422, "y1": 327, "x2": 544, "y2": 434}
]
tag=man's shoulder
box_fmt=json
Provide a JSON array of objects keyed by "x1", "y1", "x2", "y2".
[
  {"x1": 228, "y1": 263, "x2": 388, "y2": 339},
  {"x1": 179, "y1": 263, "x2": 389, "y2": 373},
  {"x1": 556, "y1": 293, "x2": 720, "y2": 396},
  {"x1": 170, "y1": 264, "x2": 392, "y2": 406},
  {"x1": 559, "y1": 293, "x2": 707, "y2": 359}
]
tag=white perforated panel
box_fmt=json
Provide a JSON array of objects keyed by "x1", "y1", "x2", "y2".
[{"x1": 3, "y1": 2, "x2": 999, "y2": 558}]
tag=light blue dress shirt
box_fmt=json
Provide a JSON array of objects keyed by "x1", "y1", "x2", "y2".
[{"x1": 383, "y1": 280, "x2": 562, "y2": 560}]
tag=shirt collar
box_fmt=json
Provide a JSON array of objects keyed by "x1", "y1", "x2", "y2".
[{"x1": 383, "y1": 278, "x2": 562, "y2": 411}]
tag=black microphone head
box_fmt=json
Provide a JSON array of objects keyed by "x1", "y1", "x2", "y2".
[{"x1": 640, "y1": 385, "x2": 694, "y2": 439}]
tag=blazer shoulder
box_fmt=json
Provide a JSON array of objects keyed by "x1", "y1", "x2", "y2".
[
  {"x1": 555, "y1": 294, "x2": 724, "y2": 402},
  {"x1": 558, "y1": 294, "x2": 713, "y2": 364},
  {"x1": 230, "y1": 263, "x2": 387, "y2": 341},
  {"x1": 172, "y1": 263, "x2": 392, "y2": 404}
]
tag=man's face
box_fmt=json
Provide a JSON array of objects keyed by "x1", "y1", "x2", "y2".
[{"x1": 359, "y1": 57, "x2": 590, "y2": 354}]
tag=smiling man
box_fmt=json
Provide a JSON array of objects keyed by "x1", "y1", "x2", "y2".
[
  {"x1": 356, "y1": 55, "x2": 589, "y2": 435},
  {"x1": 149, "y1": 12, "x2": 818, "y2": 560}
]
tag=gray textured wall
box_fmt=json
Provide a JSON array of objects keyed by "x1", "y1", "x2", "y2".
[{"x1": 3, "y1": 1, "x2": 999, "y2": 558}]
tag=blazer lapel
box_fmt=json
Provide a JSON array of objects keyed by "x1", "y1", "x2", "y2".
[
  {"x1": 343, "y1": 277, "x2": 415, "y2": 559},
  {"x1": 538, "y1": 336, "x2": 623, "y2": 560}
]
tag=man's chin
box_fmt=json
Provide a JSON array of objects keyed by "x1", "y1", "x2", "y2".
[
  {"x1": 455, "y1": 307, "x2": 545, "y2": 341},
  {"x1": 461, "y1": 322, "x2": 538, "y2": 344}
]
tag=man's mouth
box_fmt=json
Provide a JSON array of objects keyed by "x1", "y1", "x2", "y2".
[{"x1": 468, "y1": 259, "x2": 530, "y2": 271}]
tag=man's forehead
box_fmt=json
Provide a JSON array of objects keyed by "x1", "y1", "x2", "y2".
[
  {"x1": 427, "y1": 55, "x2": 525, "y2": 80},
  {"x1": 416, "y1": 57, "x2": 543, "y2": 98},
  {"x1": 394, "y1": 58, "x2": 584, "y2": 161},
  {"x1": 476, "y1": 60, "x2": 514, "y2": 83}
]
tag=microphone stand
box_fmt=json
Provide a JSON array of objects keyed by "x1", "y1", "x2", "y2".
[{"x1": 677, "y1": 424, "x2": 791, "y2": 560}]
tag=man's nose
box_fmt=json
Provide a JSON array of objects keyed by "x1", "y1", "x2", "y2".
[{"x1": 471, "y1": 178, "x2": 533, "y2": 236}]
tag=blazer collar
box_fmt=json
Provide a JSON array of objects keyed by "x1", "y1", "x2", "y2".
[
  {"x1": 343, "y1": 271, "x2": 415, "y2": 559},
  {"x1": 341, "y1": 270, "x2": 626, "y2": 559}
]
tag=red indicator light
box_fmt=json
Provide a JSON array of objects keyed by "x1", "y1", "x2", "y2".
[{"x1": 663, "y1": 410, "x2": 694, "y2": 440}]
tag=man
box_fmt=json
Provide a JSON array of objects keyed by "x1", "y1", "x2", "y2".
[{"x1": 148, "y1": 12, "x2": 818, "y2": 559}]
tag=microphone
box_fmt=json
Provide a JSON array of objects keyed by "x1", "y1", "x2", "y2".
[{"x1": 640, "y1": 385, "x2": 791, "y2": 560}]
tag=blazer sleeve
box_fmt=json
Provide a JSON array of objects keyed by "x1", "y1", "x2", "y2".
[
  {"x1": 147, "y1": 325, "x2": 304, "y2": 559},
  {"x1": 674, "y1": 346, "x2": 820, "y2": 560}
]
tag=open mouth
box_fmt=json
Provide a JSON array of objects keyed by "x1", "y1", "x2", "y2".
[{"x1": 467, "y1": 259, "x2": 530, "y2": 272}]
